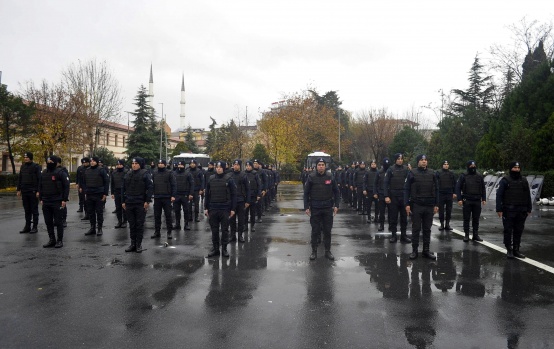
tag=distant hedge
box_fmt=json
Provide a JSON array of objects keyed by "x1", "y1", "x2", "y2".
[{"x1": 0, "y1": 172, "x2": 77, "y2": 190}]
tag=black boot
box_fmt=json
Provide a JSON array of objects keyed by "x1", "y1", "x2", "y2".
[
  {"x1": 43, "y1": 235, "x2": 56, "y2": 248},
  {"x1": 389, "y1": 232, "x2": 398, "y2": 243},
  {"x1": 62, "y1": 220, "x2": 67, "y2": 228},
  {"x1": 325, "y1": 250, "x2": 335, "y2": 260},
  {"x1": 54, "y1": 232, "x2": 63, "y2": 248},
  {"x1": 77, "y1": 206, "x2": 84, "y2": 213},
  {"x1": 19, "y1": 224, "x2": 31, "y2": 234},
  {"x1": 81, "y1": 214, "x2": 89, "y2": 221},
  {"x1": 400, "y1": 231, "x2": 412, "y2": 243},
  {"x1": 114, "y1": 220, "x2": 123, "y2": 228},
  {"x1": 438, "y1": 221, "x2": 445, "y2": 231},
  {"x1": 409, "y1": 246, "x2": 418, "y2": 260},
  {"x1": 238, "y1": 232, "x2": 245, "y2": 243},
  {"x1": 444, "y1": 220, "x2": 453, "y2": 231},
  {"x1": 378, "y1": 224, "x2": 384, "y2": 232},
  {"x1": 230, "y1": 232, "x2": 237, "y2": 242},
  {"x1": 422, "y1": 244, "x2": 436, "y2": 260},
  {"x1": 85, "y1": 227, "x2": 96, "y2": 236},
  {"x1": 125, "y1": 242, "x2": 137, "y2": 252},
  {"x1": 309, "y1": 248, "x2": 317, "y2": 260},
  {"x1": 184, "y1": 221, "x2": 190, "y2": 231},
  {"x1": 472, "y1": 232, "x2": 483, "y2": 242},
  {"x1": 167, "y1": 231, "x2": 173, "y2": 240},
  {"x1": 135, "y1": 241, "x2": 144, "y2": 253},
  {"x1": 151, "y1": 231, "x2": 161, "y2": 239},
  {"x1": 251, "y1": 224, "x2": 256, "y2": 232},
  {"x1": 207, "y1": 244, "x2": 220, "y2": 258},
  {"x1": 96, "y1": 226, "x2": 103, "y2": 236},
  {"x1": 463, "y1": 231, "x2": 470, "y2": 242},
  {"x1": 505, "y1": 245, "x2": 515, "y2": 259},
  {"x1": 29, "y1": 223, "x2": 38, "y2": 234},
  {"x1": 221, "y1": 245, "x2": 230, "y2": 258},
  {"x1": 513, "y1": 245, "x2": 526, "y2": 259}
]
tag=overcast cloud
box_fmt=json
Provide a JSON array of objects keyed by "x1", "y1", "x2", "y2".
[{"x1": 1, "y1": 0, "x2": 552, "y2": 131}]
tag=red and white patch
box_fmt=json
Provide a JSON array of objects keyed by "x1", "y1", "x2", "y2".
[{"x1": 325, "y1": 180, "x2": 331, "y2": 184}]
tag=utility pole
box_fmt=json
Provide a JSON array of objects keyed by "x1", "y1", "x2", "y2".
[{"x1": 338, "y1": 108, "x2": 341, "y2": 162}]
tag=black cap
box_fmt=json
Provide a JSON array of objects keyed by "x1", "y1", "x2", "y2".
[
  {"x1": 382, "y1": 157, "x2": 390, "y2": 166},
  {"x1": 91, "y1": 156, "x2": 100, "y2": 163},
  {"x1": 47, "y1": 155, "x2": 60, "y2": 164},
  {"x1": 117, "y1": 159, "x2": 125, "y2": 166},
  {"x1": 158, "y1": 159, "x2": 167, "y2": 166},
  {"x1": 24, "y1": 152, "x2": 33, "y2": 160},
  {"x1": 246, "y1": 160, "x2": 253, "y2": 167},
  {"x1": 177, "y1": 161, "x2": 185, "y2": 166},
  {"x1": 233, "y1": 159, "x2": 242, "y2": 166},
  {"x1": 509, "y1": 161, "x2": 521, "y2": 169},
  {"x1": 217, "y1": 161, "x2": 227, "y2": 169},
  {"x1": 82, "y1": 157, "x2": 90, "y2": 163},
  {"x1": 190, "y1": 159, "x2": 197, "y2": 165},
  {"x1": 416, "y1": 154, "x2": 427, "y2": 162},
  {"x1": 467, "y1": 160, "x2": 476, "y2": 168},
  {"x1": 393, "y1": 153, "x2": 403, "y2": 161},
  {"x1": 442, "y1": 160, "x2": 449, "y2": 165}
]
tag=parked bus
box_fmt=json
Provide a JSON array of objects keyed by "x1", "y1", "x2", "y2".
[
  {"x1": 305, "y1": 151, "x2": 332, "y2": 170},
  {"x1": 172, "y1": 153, "x2": 211, "y2": 168}
]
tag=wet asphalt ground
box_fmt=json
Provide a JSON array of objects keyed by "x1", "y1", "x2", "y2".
[{"x1": 1, "y1": 184, "x2": 554, "y2": 349}]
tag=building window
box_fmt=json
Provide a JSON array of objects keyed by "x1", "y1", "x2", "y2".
[
  {"x1": 106, "y1": 133, "x2": 110, "y2": 146},
  {"x1": 123, "y1": 136, "x2": 126, "y2": 146},
  {"x1": 115, "y1": 134, "x2": 118, "y2": 147}
]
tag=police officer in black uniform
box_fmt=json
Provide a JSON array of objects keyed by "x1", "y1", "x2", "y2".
[
  {"x1": 173, "y1": 160, "x2": 194, "y2": 231},
  {"x1": 436, "y1": 160, "x2": 457, "y2": 231},
  {"x1": 122, "y1": 157, "x2": 153, "y2": 253},
  {"x1": 187, "y1": 159, "x2": 205, "y2": 222},
  {"x1": 151, "y1": 159, "x2": 176, "y2": 240},
  {"x1": 456, "y1": 160, "x2": 486, "y2": 242},
  {"x1": 363, "y1": 160, "x2": 379, "y2": 223},
  {"x1": 404, "y1": 154, "x2": 439, "y2": 260},
  {"x1": 253, "y1": 159, "x2": 267, "y2": 223},
  {"x1": 111, "y1": 159, "x2": 128, "y2": 229},
  {"x1": 354, "y1": 161, "x2": 368, "y2": 215},
  {"x1": 385, "y1": 153, "x2": 411, "y2": 243},
  {"x1": 76, "y1": 157, "x2": 89, "y2": 213},
  {"x1": 17, "y1": 152, "x2": 41, "y2": 234},
  {"x1": 496, "y1": 161, "x2": 532, "y2": 259},
  {"x1": 39, "y1": 156, "x2": 69, "y2": 248},
  {"x1": 244, "y1": 161, "x2": 261, "y2": 233},
  {"x1": 374, "y1": 157, "x2": 390, "y2": 231},
  {"x1": 304, "y1": 158, "x2": 340, "y2": 261},
  {"x1": 56, "y1": 159, "x2": 70, "y2": 228},
  {"x1": 229, "y1": 159, "x2": 250, "y2": 243},
  {"x1": 205, "y1": 161, "x2": 237, "y2": 258},
  {"x1": 82, "y1": 156, "x2": 109, "y2": 236}
]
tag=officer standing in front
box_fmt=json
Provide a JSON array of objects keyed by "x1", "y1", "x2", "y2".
[
  {"x1": 204, "y1": 161, "x2": 237, "y2": 258},
  {"x1": 304, "y1": 158, "x2": 340, "y2": 261},
  {"x1": 81, "y1": 156, "x2": 109, "y2": 236},
  {"x1": 111, "y1": 159, "x2": 128, "y2": 229},
  {"x1": 173, "y1": 160, "x2": 194, "y2": 231},
  {"x1": 404, "y1": 154, "x2": 439, "y2": 260},
  {"x1": 17, "y1": 152, "x2": 41, "y2": 234},
  {"x1": 456, "y1": 160, "x2": 486, "y2": 242},
  {"x1": 384, "y1": 153, "x2": 411, "y2": 243},
  {"x1": 229, "y1": 159, "x2": 250, "y2": 243},
  {"x1": 122, "y1": 157, "x2": 153, "y2": 253},
  {"x1": 39, "y1": 156, "x2": 69, "y2": 248},
  {"x1": 436, "y1": 160, "x2": 456, "y2": 231},
  {"x1": 496, "y1": 161, "x2": 532, "y2": 259},
  {"x1": 151, "y1": 159, "x2": 176, "y2": 241}
]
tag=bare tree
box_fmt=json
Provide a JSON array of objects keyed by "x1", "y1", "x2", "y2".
[
  {"x1": 490, "y1": 17, "x2": 554, "y2": 82},
  {"x1": 351, "y1": 108, "x2": 399, "y2": 162},
  {"x1": 62, "y1": 59, "x2": 123, "y2": 154}
]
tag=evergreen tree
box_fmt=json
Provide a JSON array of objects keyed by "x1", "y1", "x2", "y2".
[
  {"x1": 184, "y1": 126, "x2": 200, "y2": 153},
  {"x1": 126, "y1": 85, "x2": 158, "y2": 162},
  {"x1": 389, "y1": 126, "x2": 428, "y2": 164},
  {"x1": 252, "y1": 143, "x2": 270, "y2": 164}
]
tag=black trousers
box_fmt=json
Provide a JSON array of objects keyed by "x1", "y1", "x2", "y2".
[
  {"x1": 377, "y1": 196, "x2": 388, "y2": 225},
  {"x1": 310, "y1": 207, "x2": 334, "y2": 250},
  {"x1": 22, "y1": 191, "x2": 39, "y2": 226},
  {"x1": 114, "y1": 190, "x2": 125, "y2": 222},
  {"x1": 341, "y1": 185, "x2": 349, "y2": 203},
  {"x1": 245, "y1": 199, "x2": 257, "y2": 227},
  {"x1": 173, "y1": 194, "x2": 190, "y2": 227},
  {"x1": 126, "y1": 203, "x2": 146, "y2": 244},
  {"x1": 367, "y1": 193, "x2": 378, "y2": 219},
  {"x1": 438, "y1": 193, "x2": 453, "y2": 223},
  {"x1": 42, "y1": 201, "x2": 63, "y2": 239},
  {"x1": 154, "y1": 197, "x2": 173, "y2": 232},
  {"x1": 257, "y1": 194, "x2": 265, "y2": 219},
  {"x1": 502, "y1": 210, "x2": 528, "y2": 246},
  {"x1": 208, "y1": 209, "x2": 230, "y2": 246},
  {"x1": 462, "y1": 200, "x2": 481, "y2": 233},
  {"x1": 389, "y1": 194, "x2": 407, "y2": 234},
  {"x1": 189, "y1": 191, "x2": 201, "y2": 219},
  {"x1": 411, "y1": 204, "x2": 434, "y2": 247},
  {"x1": 356, "y1": 189, "x2": 367, "y2": 213},
  {"x1": 78, "y1": 190, "x2": 85, "y2": 209},
  {"x1": 86, "y1": 193, "x2": 104, "y2": 228},
  {"x1": 230, "y1": 201, "x2": 247, "y2": 234}
]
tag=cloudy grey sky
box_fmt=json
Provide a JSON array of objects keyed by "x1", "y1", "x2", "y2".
[{"x1": 1, "y1": 0, "x2": 552, "y2": 131}]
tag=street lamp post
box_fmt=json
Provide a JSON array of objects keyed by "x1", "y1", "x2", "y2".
[{"x1": 338, "y1": 108, "x2": 341, "y2": 163}]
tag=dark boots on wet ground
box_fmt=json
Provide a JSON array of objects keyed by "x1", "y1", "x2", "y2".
[
  {"x1": 310, "y1": 248, "x2": 317, "y2": 260},
  {"x1": 238, "y1": 232, "x2": 245, "y2": 243},
  {"x1": 463, "y1": 231, "x2": 470, "y2": 242},
  {"x1": 221, "y1": 245, "x2": 230, "y2": 258},
  {"x1": 114, "y1": 220, "x2": 125, "y2": 228},
  {"x1": 325, "y1": 250, "x2": 334, "y2": 260},
  {"x1": 207, "y1": 244, "x2": 220, "y2": 258},
  {"x1": 439, "y1": 221, "x2": 445, "y2": 231},
  {"x1": 55, "y1": 232, "x2": 63, "y2": 248},
  {"x1": 230, "y1": 232, "x2": 237, "y2": 242},
  {"x1": 378, "y1": 224, "x2": 385, "y2": 232},
  {"x1": 29, "y1": 224, "x2": 38, "y2": 234},
  {"x1": 43, "y1": 233, "x2": 56, "y2": 248},
  {"x1": 472, "y1": 231, "x2": 482, "y2": 242},
  {"x1": 400, "y1": 231, "x2": 411, "y2": 243},
  {"x1": 389, "y1": 232, "x2": 398, "y2": 243},
  {"x1": 125, "y1": 240, "x2": 137, "y2": 252},
  {"x1": 184, "y1": 221, "x2": 190, "y2": 231},
  {"x1": 96, "y1": 225, "x2": 103, "y2": 236},
  {"x1": 85, "y1": 226, "x2": 96, "y2": 236},
  {"x1": 444, "y1": 220, "x2": 453, "y2": 231},
  {"x1": 19, "y1": 224, "x2": 31, "y2": 234},
  {"x1": 409, "y1": 246, "x2": 418, "y2": 259},
  {"x1": 135, "y1": 239, "x2": 144, "y2": 253},
  {"x1": 167, "y1": 231, "x2": 173, "y2": 240},
  {"x1": 151, "y1": 231, "x2": 161, "y2": 239},
  {"x1": 513, "y1": 245, "x2": 525, "y2": 258},
  {"x1": 505, "y1": 245, "x2": 515, "y2": 259},
  {"x1": 422, "y1": 244, "x2": 436, "y2": 260}
]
